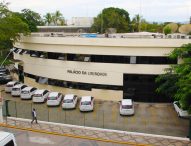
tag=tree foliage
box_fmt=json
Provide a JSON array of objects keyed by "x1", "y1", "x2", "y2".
[
  {"x1": 163, "y1": 26, "x2": 172, "y2": 35},
  {"x1": 0, "y1": 2, "x2": 29, "y2": 50},
  {"x1": 14, "y1": 9, "x2": 44, "y2": 32},
  {"x1": 91, "y1": 7, "x2": 131, "y2": 33},
  {"x1": 156, "y1": 43, "x2": 191, "y2": 111},
  {"x1": 44, "y1": 11, "x2": 65, "y2": 26}
]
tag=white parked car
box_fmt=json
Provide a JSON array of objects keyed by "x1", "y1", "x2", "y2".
[
  {"x1": 62, "y1": 94, "x2": 78, "y2": 109},
  {"x1": 20, "y1": 87, "x2": 37, "y2": 100},
  {"x1": 32, "y1": 89, "x2": 49, "y2": 103},
  {"x1": 47, "y1": 92, "x2": 63, "y2": 106},
  {"x1": 173, "y1": 101, "x2": 191, "y2": 118},
  {"x1": 11, "y1": 84, "x2": 27, "y2": 96},
  {"x1": 120, "y1": 99, "x2": 134, "y2": 116},
  {"x1": 5, "y1": 81, "x2": 20, "y2": 93},
  {"x1": 0, "y1": 131, "x2": 17, "y2": 146},
  {"x1": 79, "y1": 96, "x2": 94, "y2": 112}
]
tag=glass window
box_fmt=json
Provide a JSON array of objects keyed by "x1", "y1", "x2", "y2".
[{"x1": 5, "y1": 140, "x2": 15, "y2": 146}]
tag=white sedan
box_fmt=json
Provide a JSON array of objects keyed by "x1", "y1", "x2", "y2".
[{"x1": 47, "y1": 92, "x2": 63, "y2": 106}]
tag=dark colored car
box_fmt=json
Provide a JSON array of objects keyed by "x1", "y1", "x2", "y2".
[{"x1": 0, "y1": 67, "x2": 12, "y2": 84}]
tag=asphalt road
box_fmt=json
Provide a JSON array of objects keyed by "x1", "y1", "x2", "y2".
[{"x1": 0, "y1": 126, "x2": 127, "y2": 146}]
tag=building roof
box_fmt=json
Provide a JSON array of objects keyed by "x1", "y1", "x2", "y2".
[{"x1": 37, "y1": 26, "x2": 91, "y2": 29}]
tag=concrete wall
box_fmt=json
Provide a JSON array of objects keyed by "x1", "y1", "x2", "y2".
[
  {"x1": 21, "y1": 76, "x2": 123, "y2": 101},
  {"x1": 13, "y1": 36, "x2": 191, "y2": 101},
  {"x1": 14, "y1": 53, "x2": 169, "y2": 86}
]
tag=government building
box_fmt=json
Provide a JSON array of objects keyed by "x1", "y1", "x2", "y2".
[{"x1": 12, "y1": 32, "x2": 191, "y2": 102}]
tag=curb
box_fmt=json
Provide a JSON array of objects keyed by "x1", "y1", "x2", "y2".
[
  {"x1": 7, "y1": 117, "x2": 190, "y2": 142},
  {"x1": 0, "y1": 123, "x2": 150, "y2": 146}
]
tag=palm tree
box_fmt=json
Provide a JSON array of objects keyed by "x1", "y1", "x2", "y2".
[
  {"x1": 44, "y1": 13, "x2": 52, "y2": 26},
  {"x1": 53, "y1": 10, "x2": 63, "y2": 25},
  {"x1": 132, "y1": 14, "x2": 142, "y2": 32}
]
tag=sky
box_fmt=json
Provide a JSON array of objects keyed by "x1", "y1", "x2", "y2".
[{"x1": 7, "y1": 0, "x2": 191, "y2": 23}]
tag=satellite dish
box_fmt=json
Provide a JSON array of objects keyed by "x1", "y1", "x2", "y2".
[
  {"x1": 179, "y1": 24, "x2": 191, "y2": 34},
  {"x1": 163, "y1": 23, "x2": 178, "y2": 33}
]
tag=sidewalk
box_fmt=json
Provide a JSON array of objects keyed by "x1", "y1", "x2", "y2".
[{"x1": 1, "y1": 117, "x2": 191, "y2": 146}]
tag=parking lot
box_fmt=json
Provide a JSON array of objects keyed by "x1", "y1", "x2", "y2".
[{"x1": 2, "y1": 90, "x2": 189, "y2": 138}]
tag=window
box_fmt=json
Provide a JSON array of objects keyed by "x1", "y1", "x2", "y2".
[
  {"x1": 30, "y1": 51, "x2": 39, "y2": 57},
  {"x1": 37, "y1": 77, "x2": 48, "y2": 84},
  {"x1": 43, "y1": 90, "x2": 49, "y2": 95},
  {"x1": 24, "y1": 73, "x2": 36, "y2": 79},
  {"x1": 84, "y1": 56, "x2": 90, "y2": 62},
  {"x1": 21, "y1": 85, "x2": 27, "y2": 89},
  {"x1": 39, "y1": 52, "x2": 48, "y2": 58},
  {"x1": 5, "y1": 140, "x2": 15, "y2": 146},
  {"x1": 58, "y1": 54, "x2": 66, "y2": 60},
  {"x1": 130, "y1": 56, "x2": 136, "y2": 64},
  {"x1": 31, "y1": 88, "x2": 37, "y2": 92},
  {"x1": 47, "y1": 78, "x2": 122, "y2": 91}
]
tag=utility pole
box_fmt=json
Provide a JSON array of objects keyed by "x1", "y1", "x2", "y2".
[{"x1": 0, "y1": 49, "x2": 14, "y2": 68}]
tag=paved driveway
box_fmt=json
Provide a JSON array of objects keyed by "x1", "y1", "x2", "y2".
[{"x1": 2, "y1": 91, "x2": 189, "y2": 137}]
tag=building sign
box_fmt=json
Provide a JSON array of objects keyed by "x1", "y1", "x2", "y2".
[{"x1": 67, "y1": 69, "x2": 107, "y2": 77}]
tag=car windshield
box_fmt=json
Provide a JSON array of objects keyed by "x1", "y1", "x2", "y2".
[
  {"x1": 81, "y1": 101, "x2": 91, "y2": 105},
  {"x1": 122, "y1": 105, "x2": 132, "y2": 109},
  {"x1": 6, "y1": 84, "x2": 13, "y2": 87},
  {"x1": 48, "y1": 96, "x2": 57, "y2": 100},
  {"x1": 63, "y1": 99, "x2": 73, "y2": 103},
  {"x1": 33, "y1": 94, "x2": 42, "y2": 97},
  {"x1": 21, "y1": 90, "x2": 29, "y2": 94},
  {"x1": 12, "y1": 88, "x2": 20, "y2": 91}
]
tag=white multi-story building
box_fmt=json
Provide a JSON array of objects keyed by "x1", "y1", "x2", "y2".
[{"x1": 13, "y1": 32, "x2": 191, "y2": 102}]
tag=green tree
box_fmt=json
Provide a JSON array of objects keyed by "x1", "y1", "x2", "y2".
[
  {"x1": 91, "y1": 7, "x2": 131, "y2": 33},
  {"x1": 44, "y1": 13, "x2": 52, "y2": 25},
  {"x1": 131, "y1": 14, "x2": 142, "y2": 32},
  {"x1": 163, "y1": 26, "x2": 172, "y2": 35},
  {"x1": 53, "y1": 10, "x2": 64, "y2": 25},
  {"x1": 14, "y1": 9, "x2": 44, "y2": 32},
  {"x1": 156, "y1": 43, "x2": 191, "y2": 111},
  {"x1": 44, "y1": 11, "x2": 65, "y2": 26},
  {"x1": 0, "y1": 2, "x2": 29, "y2": 64}
]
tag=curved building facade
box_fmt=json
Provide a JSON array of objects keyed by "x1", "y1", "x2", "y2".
[{"x1": 13, "y1": 34, "x2": 191, "y2": 102}]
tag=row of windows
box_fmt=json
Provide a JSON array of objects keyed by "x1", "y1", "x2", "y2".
[
  {"x1": 14, "y1": 48, "x2": 177, "y2": 65},
  {"x1": 24, "y1": 73, "x2": 123, "y2": 91}
]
